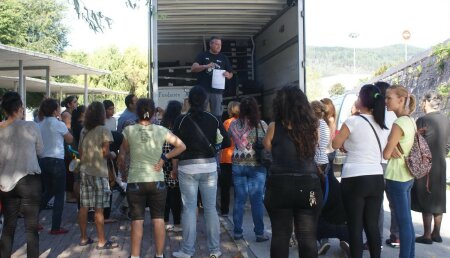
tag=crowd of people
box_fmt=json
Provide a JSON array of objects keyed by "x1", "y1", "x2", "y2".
[{"x1": 0, "y1": 35, "x2": 448, "y2": 258}]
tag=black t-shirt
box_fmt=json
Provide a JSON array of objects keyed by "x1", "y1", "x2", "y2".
[{"x1": 194, "y1": 51, "x2": 232, "y2": 94}]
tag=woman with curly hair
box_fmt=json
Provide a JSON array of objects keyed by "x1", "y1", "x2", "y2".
[
  {"x1": 78, "y1": 101, "x2": 117, "y2": 249},
  {"x1": 228, "y1": 97, "x2": 269, "y2": 242},
  {"x1": 263, "y1": 84, "x2": 322, "y2": 257}
]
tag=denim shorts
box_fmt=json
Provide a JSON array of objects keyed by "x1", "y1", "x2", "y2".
[{"x1": 126, "y1": 181, "x2": 167, "y2": 220}]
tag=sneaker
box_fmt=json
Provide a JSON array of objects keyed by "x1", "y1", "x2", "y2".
[
  {"x1": 165, "y1": 224, "x2": 174, "y2": 231},
  {"x1": 234, "y1": 234, "x2": 244, "y2": 241},
  {"x1": 386, "y1": 238, "x2": 400, "y2": 248},
  {"x1": 172, "y1": 251, "x2": 192, "y2": 258},
  {"x1": 363, "y1": 242, "x2": 384, "y2": 251},
  {"x1": 318, "y1": 241, "x2": 330, "y2": 255},
  {"x1": 256, "y1": 235, "x2": 270, "y2": 242},
  {"x1": 172, "y1": 225, "x2": 183, "y2": 232},
  {"x1": 340, "y1": 241, "x2": 350, "y2": 257},
  {"x1": 209, "y1": 251, "x2": 222, "y2": 258},
  {"x1": 49, "y1": 228, "x2": 69, "y2": 235}
]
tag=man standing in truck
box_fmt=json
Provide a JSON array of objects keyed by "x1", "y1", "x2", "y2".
[{"x1": 191, "y1": 36, "x2": 233, "y2": 119}]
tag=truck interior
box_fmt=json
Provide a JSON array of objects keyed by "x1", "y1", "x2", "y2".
[{"x1": 151, "y1": 0, "x2": 305, "y2": 119}]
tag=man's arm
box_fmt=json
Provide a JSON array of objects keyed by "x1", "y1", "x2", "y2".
[{"x1": 191, "y1": 62, "x2": 215, "y2": 73}]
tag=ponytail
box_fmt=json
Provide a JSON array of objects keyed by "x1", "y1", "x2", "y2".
[
  {"x1": 372, "y1": 92, "x2": 387, "y2": 129},
  {"x1": 389, "y1": 85, "x2": 416, "y2": 115},
  {"x1": 358, "y1": 84, "x2": 387, "y2": 129}
]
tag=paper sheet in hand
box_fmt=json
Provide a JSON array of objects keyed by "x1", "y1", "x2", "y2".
[{"x1": 212, "y1": 69, "x2": 226, "y2": 89}]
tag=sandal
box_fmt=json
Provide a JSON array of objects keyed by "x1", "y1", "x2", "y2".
[
  {"x1": 96, "y1": 240, "x2": 118, "y2": 250},
  {"x1": 79, "y1": 238, "x2": 94, "y2": 246}
]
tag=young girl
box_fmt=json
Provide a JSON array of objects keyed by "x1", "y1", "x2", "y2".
[{"x1": 383, "y1": 85, "x2": 417, "y2": 258}]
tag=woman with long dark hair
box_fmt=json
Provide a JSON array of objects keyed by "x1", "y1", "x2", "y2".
[
  {"x1": 0, "y1": 92, "x2": 43, "y2": 258},
  {"x1": 228, "y1": 97, "x2": 269, "y2": 242},
  {"x1": 172, "y1": 86, "x2": 230, "y2": 258},
  {"x1": 161, "y1": 100, "x2": 184, "y2": 232},
  {"x1": 333, "y1": 84, "x2": 388, "y2": 258},
  {"x1": 263, "y1": 85, "x2": 322, "y2": 257}
]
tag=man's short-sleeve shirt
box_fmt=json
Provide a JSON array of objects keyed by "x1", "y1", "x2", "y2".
[{"x1": 194, "y1": 51, "x2": 232, "y2": 94}]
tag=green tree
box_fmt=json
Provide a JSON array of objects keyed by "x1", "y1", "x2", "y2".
[
  {"x1": 0, "y1": 0, "x2": 69, "y2": 55},
  {"x1": 329, "y1": 83, "x2": 345, "y2": 96}
]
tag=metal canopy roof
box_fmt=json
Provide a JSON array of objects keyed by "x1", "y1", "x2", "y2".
[
  {"x1": 0, "y1": 76, "x2": 127, "y2": 95},
  {"x1": 0, "y1": 43, "x2": 110, "y2": 77},
  {"x1": 157, "y1": 0, "x2": 287, "y2": 44}
]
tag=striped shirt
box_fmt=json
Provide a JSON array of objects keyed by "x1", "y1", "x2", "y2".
[{"x1": 315, "y1": 119, "x2": 330, "y2": 165}]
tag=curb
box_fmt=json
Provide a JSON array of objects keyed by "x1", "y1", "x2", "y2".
[{"x1": 219, "y1": 216, "x2": 258, "y2": 258}]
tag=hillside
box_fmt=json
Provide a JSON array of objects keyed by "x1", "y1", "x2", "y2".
[{"x1": 306, "y1": 45, "x2": 424, "y2": 77}]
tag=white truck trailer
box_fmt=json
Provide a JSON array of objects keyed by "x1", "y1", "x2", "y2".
[{"x1": 149, "y1": 0, "x2": 306, "y2": 119}]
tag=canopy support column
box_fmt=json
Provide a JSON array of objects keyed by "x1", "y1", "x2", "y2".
[
  {"x1": 84, "y1": 74, "x2": 88, "y2": 105},
  {"x1": 297, "y1": 1, "x2": 306, "y2": 93},
  {"x1": 18, "y1": 60, "x2": 24, "y2": 100},
  {"x1": 45, "y1": 67, "x2": 50, "y2": 97}
]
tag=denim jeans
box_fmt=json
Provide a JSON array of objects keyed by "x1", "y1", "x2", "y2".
[
  {"x1": 39, "y1": 157, "x2": 66, "y2": 231},
  {"x1": 178, "y1": 171, "x2": 220, "y2": 255},
  {"x1": 232, "y1": 164, "x2": 266, "y2": 237},
  {"x1": 386, "y1": 179, "x2": 415, "y2": 258},
  {"x1": 0, "y1": 174, "x2": 42, "y2": 258}
]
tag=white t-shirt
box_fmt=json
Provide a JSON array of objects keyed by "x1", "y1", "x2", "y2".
[
  {"x1": 39, "y1": 117, "x2": 68, "y2": 159},
  {"x1": 341, "y1": 114, "x2": 387, "y2": 178},
  {"x1": 105, "y1": 117, "x2": 117, "y2": 131},
  {"x1": 381, "y1": 109, "x2": 397, "y2": 164}
]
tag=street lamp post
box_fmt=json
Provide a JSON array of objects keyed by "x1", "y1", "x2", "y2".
[
  {"x1": 349, "y1": 33, "x2": 359, "y2": 74},
  {"x1": 402, "y1": 30, "x2": 411, "y2": 62}
]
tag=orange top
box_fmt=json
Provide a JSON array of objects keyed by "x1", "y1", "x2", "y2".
[{"x1": 220, "y1": 117, "x2": 236, "y2": 164}]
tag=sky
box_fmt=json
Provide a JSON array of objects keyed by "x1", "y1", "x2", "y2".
[{"x1": 65, "y1": 0, "x2": 450, "y2": 52}]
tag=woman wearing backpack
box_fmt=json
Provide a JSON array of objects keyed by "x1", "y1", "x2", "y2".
[{"x1": 383, "y1": 85, "x2": 417, "y2": 258}]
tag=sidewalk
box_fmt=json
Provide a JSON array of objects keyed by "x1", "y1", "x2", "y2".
[
  {"x1": 10, "y1": 200, "x2": 242, "y2": 258},
  {"x1": 8, "y1": 189, "x2": 450, "y2": 257},
  {"x1": 226, "y1": 190, "x2": 450, "y2": 258}
]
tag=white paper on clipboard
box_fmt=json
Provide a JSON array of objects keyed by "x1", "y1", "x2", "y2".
[{"x1": 212, "y1": 69, "x2": 226, "y2": 89}]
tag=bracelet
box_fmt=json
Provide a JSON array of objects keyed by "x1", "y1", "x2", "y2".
[{"x1": 161, "y1": 153, "x2": 168, "y2": 162}]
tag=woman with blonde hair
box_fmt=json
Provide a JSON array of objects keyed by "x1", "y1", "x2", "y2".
[
  {"x1": 219, "y1": 101, "x2": 240, "y2": 217},
  {"x1": 383, "y1": 85, "x2": 417, "y2": 258}
]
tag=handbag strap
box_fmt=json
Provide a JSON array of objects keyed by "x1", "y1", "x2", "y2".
[
  {"x1": 359, "y1": 115, "x2": 382, "y2": 162},
  {"x1": 254, "y1": 121, "x2": 265, "y2": 141},
  {"x1": 186, "y1": 114, "x2": 216, "y2": 155}
]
